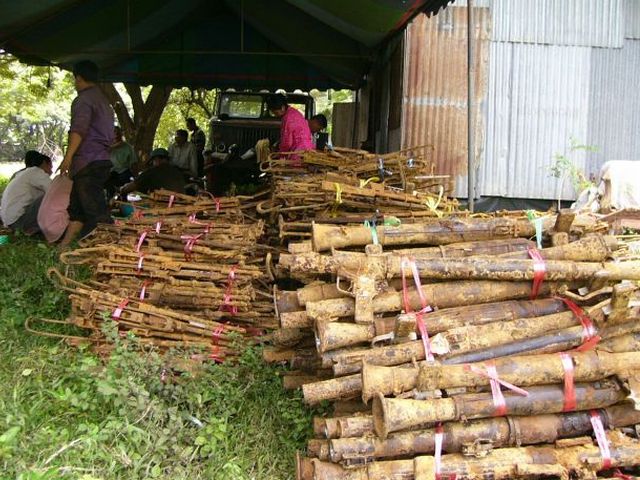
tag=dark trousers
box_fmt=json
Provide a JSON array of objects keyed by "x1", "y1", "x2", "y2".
[
  {"x1": 68, "y1": 160, "x2": 113, "y2": 237},
  {"x1": 105, "y1": 169, "x2": 133, "y2": 199}
]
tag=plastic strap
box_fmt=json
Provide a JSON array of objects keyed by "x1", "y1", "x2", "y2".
[
  {"x1": 556, "y1": 297, "x2": 601, "y2": 351},
  {"x1": 214, "y1": 197, "x2": 221, "y2": 213},
  {"x1": 590, "y1": 410, "x2": 612, "y2": 470},
  {"x1": 377, "y1": 157, "x2": 386, "y2": 179},
  {"x1": 133, "y1": 208, "x2": 144, "y2": 220},
  {"x1": 168, "y1": 194, "x2": 175, "y2": 208},
  {"x1": 135, "y1": 230, "x2": 148, "y2": 253},
  {"x1": 359, "y1": 176, "x2": 380, "y2": 188},
  {"x1": 334, "y1": 183, "x2": 342, "y2": 204},
  {"x1": 401, "y1": 257, "x2": 434, "y2": 361},
  {"x1": 188, "y1": 214, "x2": 211, "y2": 234},
  {"x1": 527, "y1": 248, "x2": 546, "y2": 299},
  {"x1": 466, "y1": 362, "x2": 529, "y2": 417},
  {"x1": 534, "y1": 217, "x2": 544, "y2": 249},
  {"x1": 613, "y1": 469, "x2": 633, "y2": 480},
  {"x1": 219, "y1": 266, "x2": 238, "y2": 315},
  {"x1": 560, "y1": 353, "x2": 577, "y2": 412},
  {"x1": 139, "y1": 280, "x2": 151, "y2": 301},
  {"x1": 181, "y1": 234, "x2": 203, "y2": 261},
  {"x1": 154, "y1": 221, "x2": 162, "y2": 234},
  {"x1": 136, "y1": 253, "x2": 144, "y2": 274},
  {"x1": 434, "y1": 424, "x2": 450, "y2": 480},
  {"x1": 112, "y1": 298, "x2": 129, "y2": 319},
  {"x1": 364, "y1": 220, "x2": 379, "y2": 246},
  {"x1": 210, "y1": 324, "x2": 225, "y2": 363}
]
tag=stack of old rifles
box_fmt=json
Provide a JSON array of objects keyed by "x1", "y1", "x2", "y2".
[
  {"x1": 268, "y1": 209, "x2": 640, "y2": 479},
  {"x1": 257, "y1": 146, "x2": 458, "y2": 243},
  {"x1": 53, "y1": 190, "x2": 274, "y2": 360}
]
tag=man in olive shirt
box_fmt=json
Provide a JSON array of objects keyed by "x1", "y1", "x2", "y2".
[
  {"x1": 106, "y1": 125, "x2": 137, "y2": 198},
  {"x1": 120, "y1": 148, "x2": 186, "y2": 196}
]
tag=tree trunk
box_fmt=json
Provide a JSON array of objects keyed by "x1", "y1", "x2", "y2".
[{"x1": 99, "y1": 82, "x2": 173, "y2": 163}]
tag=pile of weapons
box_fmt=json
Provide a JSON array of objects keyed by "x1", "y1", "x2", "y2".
[
  {"x1": 267, "y1": 210, "x2": 640, "y2": 479},
  {"x1": 51, "y1": 190, "x2": 275, "y2": 360},
  {"x1": 255, "y1": 146, "x2": 458, "y2": 243}
]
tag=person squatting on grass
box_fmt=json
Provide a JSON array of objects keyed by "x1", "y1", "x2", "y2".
[
  {"x1": 58, "y1": 60, "x2": 115, "y2": 248},
  {"x1": 0, "y1": 151, "x2": 53, "y2": 235}
]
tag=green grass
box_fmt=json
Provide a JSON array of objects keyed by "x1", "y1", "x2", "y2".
[{"x1": 0, "y1": 237, "x2": 314, "y2": 480}]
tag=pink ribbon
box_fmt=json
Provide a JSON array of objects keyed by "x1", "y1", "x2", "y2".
[
  {"x1": 556, "y1": 297, "x2": 601, "y2": 351},
  {"x1": 181, "y1": 233, "x2": 203, "y2": 261},
  {"x1": 590, "y1": 410, "x2": 612, "y2": 469},
  {"x1": 136, "y1": 253, "x2": 144, "y2": 274},
  {"x1": 135, "y1": 230, "x2": 148, "y2": 253},
  {"x1": 466, "y1": 362, "x2": 529, "y2": 416},
  {"x1": 210, "y1": 324, "x2": 225, "y2": 363},
  {"x1": 401, "y1": 257, "x2": 434, "y2": 361},
  {"x1": 139, "y1": 280, "x2": 151, "y2": 301},
  {"x1": 219, "y1": 266, "x2": 238, "y2": 315},
  {"x1": 214, "y1": 198, "x2": 221, "y2": 213},
  {"x1": 560, "y1": 353, "x2": 577, "y2": 412},
  {"x1": 168, "y1": 194, "x2": 175, "y2": 208},
  {"x1": 112, "y1": 298, "x2": 129, "y2": 319},
  {"x1": 155, "y1": 221, "x2": 162, "y2": 234}
]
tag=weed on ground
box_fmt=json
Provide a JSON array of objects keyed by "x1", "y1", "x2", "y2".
[{"x1": 0, "y1": 237, "x2": 315, "y2": 479}]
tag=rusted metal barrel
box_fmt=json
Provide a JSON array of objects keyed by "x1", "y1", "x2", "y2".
[
  {"x1": 362, "y1": 350, "x2": 640, "y2": 402},
  {"x1": 327, "y1": 404, "x2": 640, "y2": 465},
  {"x1": 312, "y1": 217, "x2": 543, "y2": 251},
  {"x1": 372, "y1": 380, "x2": 625, "y2": 438}
]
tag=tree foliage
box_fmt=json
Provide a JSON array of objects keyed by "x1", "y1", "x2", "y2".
[{"x1": 0, "y1": 54, "x2": 75, "y2": 162}]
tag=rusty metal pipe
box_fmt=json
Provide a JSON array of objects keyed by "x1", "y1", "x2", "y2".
[
  {"x1": 373, "y1": 380, "x2": 625, "y2": 439},
  {"x1": 328, "y1": 404, "x2": 640, "y2": 465},
  {"x1": 361, "y1": 350, "x2": 640, "y2": 403}
]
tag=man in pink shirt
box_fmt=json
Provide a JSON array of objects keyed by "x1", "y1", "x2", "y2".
[{"x1": 266, "y1": 94, "x2": 313, "y2": 166}]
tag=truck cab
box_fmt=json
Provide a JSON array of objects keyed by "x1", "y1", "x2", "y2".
[{"x1": 208, "y1": 90, "x2": 316, "y2": 155}]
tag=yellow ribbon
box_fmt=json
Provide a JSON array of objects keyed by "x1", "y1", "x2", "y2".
[
  {"x1": 334, "y1": 183, "x2": 343, "y2": 204},
  {"x1": 425, "y1": 185, "x2": 444, "y2": 218},
  {"x1": 359, "y1": 176, "x2": 380, "y2": 188}
]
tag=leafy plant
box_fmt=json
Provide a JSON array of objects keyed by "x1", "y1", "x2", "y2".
[{"x1": 549, "y1": 137, "x2": 598, "y2": 209}]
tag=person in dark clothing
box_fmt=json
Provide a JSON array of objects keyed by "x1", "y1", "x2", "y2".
[
  {"x1": 186, "y1": 117, "x2": 206, "y2": 177},
  {"x1": 120, "y1": 148, "x2": 186, "y2": 196},
  {"x1": 58, "y1": 60, "x2": 114, "y2": 248}
]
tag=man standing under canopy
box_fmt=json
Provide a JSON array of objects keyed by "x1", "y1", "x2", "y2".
[
  {"x1": 266, "y1": 94, "x2": 314, "y2": 166},
  {"x1": 58, "y1": 60, "x2": 114, "y2": 248},
  {"x1": 186, "y1": 118, "x2": 206, "y2": 176}
]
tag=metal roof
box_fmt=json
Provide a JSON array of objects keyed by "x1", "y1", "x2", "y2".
[{"x1": 0, "y1": 0, "x2": 453, "y2": 90}]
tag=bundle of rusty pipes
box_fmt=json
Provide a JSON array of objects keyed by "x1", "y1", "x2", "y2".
[
  {"x1": 266, "y1": 209, "x2": 640, "y2": 479},
  {"x1": 255, "y1": 146, "x2": 459, "y2": 243},
  {"x1": 48, "y1": 190, "x2": 275, "y2": 360}
]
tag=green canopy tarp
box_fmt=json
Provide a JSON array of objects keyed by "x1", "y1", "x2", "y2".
[{"x1": 0, "y1": 0, "x2": 451, "y2": 89}]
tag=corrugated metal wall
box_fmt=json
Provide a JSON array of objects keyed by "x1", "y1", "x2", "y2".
[
  {"x1": 403, "y1": 0, "x2": 640, "y2": 200},
  {"x1": 401, "y1": 6, "x2": 490, "y2": 196}
]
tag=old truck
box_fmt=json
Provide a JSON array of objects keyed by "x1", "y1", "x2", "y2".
[{"x1": 206, "y1": 90, "x2": 316, "y2": 194}]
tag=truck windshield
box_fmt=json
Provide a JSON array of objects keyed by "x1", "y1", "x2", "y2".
[{"x1": 219, "y1": 94, "x2": 263, "y2": 118}]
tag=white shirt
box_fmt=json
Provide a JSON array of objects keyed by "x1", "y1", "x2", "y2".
[
  {"x1": 168, "y1": 142, "x2": 198, "y2": 177},
  {"x1": 1, "y1": 167, "x2": 52, "y2": 226}
]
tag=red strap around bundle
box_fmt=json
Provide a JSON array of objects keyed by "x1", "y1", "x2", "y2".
[
  {"x1": 135, "y1": 230, "x2": 149, "y2": 253},
  {"x1": 136, "y1": 253, "x2": 145, "y2": 274},
  {"x1": 528, "y1": 248, "x2": 546, "y2": 299},
  {"x1": 112, "y1": 298, "x2": 129, "y2": 319},
  {"x1": 590, "y1": 410, "x2": 612, "y2": 470},
  {"x1": 181, "y1": 233, "x2": 203, "y2": 261},
  {"x1": 210, "y1": 324, "x2": 225, "y2": 363},
  {"x1": 214, "y1": 198, "x2": 221, "y2": 213},
  {"x1": 556, "y1": 297, "x2": 601, "y2": 351},
  {"x1": 219, "y1": 266, "x2": 238, "y2": 315},
  {"x1": 139, "y1": 280, "x2": 151, "y2": 301},
  {"x1": 155, "y1": 220, "x2": 163, "y2": 234},
  {"x1": 167, "y1": 194, "x2": 175, "y2": 208},
  {"x1": 466, "y1": 361, "x2": 529, "y2": 417},
  {"x1": 401, "y1": 257, "x2": 434, "y2": 361},
  {"x1": 434, "y1": 424, "x2": 457, "y2": 480},
  {"x1": 613, "y1": 469, "x2": 633, "y2": 480},
  {"x1": 559, "y1": 353, "x2": 577, "y2": 412}
]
